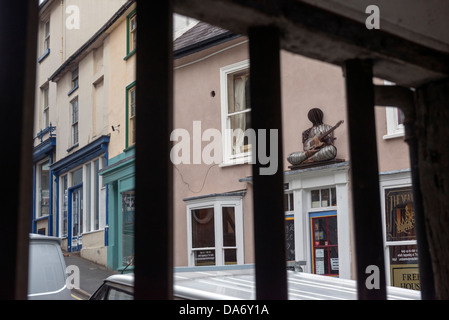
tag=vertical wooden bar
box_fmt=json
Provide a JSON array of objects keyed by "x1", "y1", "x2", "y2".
[
  {"x1": 374, "y1": 85, "x2": 436, "y2": 299},
  {"x1": 344, "y1": 60, "x2": 386, "y2": 299},
  {"x1": 134, "y1": 0, "x2": 174, "y2": 299},
  {"x1": 0, "y1": 0, "x2": 37, "y2": 299},
  {"x1": 249, "y1": 26, "x2": 288, "y2": 300}
]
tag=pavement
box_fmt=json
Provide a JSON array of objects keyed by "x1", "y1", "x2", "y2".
[{"x1": 63, "y1": 251, "x2": 116, "y2": 299}]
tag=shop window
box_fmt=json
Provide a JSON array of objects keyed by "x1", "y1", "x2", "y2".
[
  {"x1": 310, "y1": 213, "x2": 338, "y2": 276},
  {"x1": 122, "y1": 190, "x2": 135, "y2": 266},
  {"x1": 311, "y1": 187, "x2": 337, "y2": 208},
  {"x1": 384, "y1": 186, "x2": 420, "y2": 290},
  {"x1": 62, "y1": 175, "x2": 68, "y2": 237},
  {"x1": 284, "y1": 192, "x2": 295, "y2": 262},
  {"x1": 187, "y1": 198, "x2": 244, "y2": 267},
  {"x1": 38, "y1": 161, "x2": 50, "y2": 218}
]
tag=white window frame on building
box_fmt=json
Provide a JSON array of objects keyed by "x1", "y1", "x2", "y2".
[
  {"x1": 379, "y1": 170, "x2": 419, "y2": 290},
  {"x1": 185, "y1": 193, "x2": 245, "y2": 267},
  {"x1": 220, "y1": 60, "x2": 252, "y2": 166}
]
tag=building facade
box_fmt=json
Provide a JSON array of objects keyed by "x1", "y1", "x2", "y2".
[{"x1": 32, "y1": 1, "x2": 419, "y2": 290}]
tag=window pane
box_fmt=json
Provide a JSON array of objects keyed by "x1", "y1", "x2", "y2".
[
  {"x1": 191, "y1": 208, "x2": 215, "y2": 248},
  {"x1": 40, "y1": 161, "x2": 50, "y2": 217},
  {"x1": 321, "y1": 189, "x2": 329, "y2": 207},
  {"x1": 194, "y1": 250, "x2": 215, "y2": 266},
  {"x1": 328, "y1": 216, "x2": 338, "y2": 245},
  {"x1": 331, "y1": 187, "x2": 337, "y2": 206},
  {"x1": 311, "y1": 190, "x2": 320, "y2": 208},
  {"x1": 224, "y1": 249, "x2": 237, "y2": 265},
  {"x1": 72, "y1": 168, "x2": 83, "y2": 186},
  {"x1": 62, "y1": 175, "x2": 68, "y2": 236},
  {"x1": 122, "y1": 191, "x2": 135, "y2": 266},
  {"x1": 230, "y1": 112, "x2": 251, "y2": 155},
  {"x1": 222, "y1": 207, "x2": 236, "y2": 247},
  {"x1": 228, "y1": 72, "x2": 250, "y2": 114}
]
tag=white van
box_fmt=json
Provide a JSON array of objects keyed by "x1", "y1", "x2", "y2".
[{"x1": 28, "y1": 234, "x2": 72, "y2": 300}]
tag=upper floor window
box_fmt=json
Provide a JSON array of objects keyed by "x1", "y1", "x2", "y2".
[
  {"x1": 125, "y1": 10, "x2": 137, "y2": 58},
  {"x1": 42, "y1": 85, "x2": 49, "y2": 128},
  {"x1": 220, "y1": 60, "x2": 251, "y2": 165},
  {"x1": 71, "y1": 98, "x2": 79, "y2": 146},
  {"x1": 71, "y1": 68, "x2": 79, "y2": 91},
  {"x1": 43, "y1": 20, "x2": 50, "y2": 52},
  {"x1": 126, "y1": 83, "x2": 136, "y2": 148}
]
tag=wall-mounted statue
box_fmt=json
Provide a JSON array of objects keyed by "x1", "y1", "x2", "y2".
[{"x1": 287, "y1": 108, "x2": 343, "y2": 166}]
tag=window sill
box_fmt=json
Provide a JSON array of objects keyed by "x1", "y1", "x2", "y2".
[
  {"x1": 68, "y1": 85, "x2": 79, "y2": 97},
  {"x1": 124, "y1": 49, "x2": 136, "y2": 61},
  {"x1": 219, "y1": 155, "x2": 252, "y2": 168},
  {"x1": 38, "y1": 49, "x2": 50, "y2": 63},
  {"x1": 383, "y1": 131, "x2": 405, "y2": 140},
  {"x1": 67, "y1": 143, "x2": 79, "y2": 152}
]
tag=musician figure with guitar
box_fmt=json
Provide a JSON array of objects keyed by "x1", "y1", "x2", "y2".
[{"x1": 287, "y1": 108, "x2": 343, "y2": 166}]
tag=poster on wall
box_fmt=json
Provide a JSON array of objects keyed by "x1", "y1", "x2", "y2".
[
  {"x1": 385, "y1": 187, "x2": 416, "y2": 241},
  {"x1": 390, "y1": 245, "x2": 420, "y2": 290}
]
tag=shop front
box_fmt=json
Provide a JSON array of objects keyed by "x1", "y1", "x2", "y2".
[
  {"x1": 51, "y1": 135, "x2": 109, "y2": 265},
  {"x1": 99, "y1": 146, "x2": 135, "y2": 271},
  {"x1": 283, "y1": 162, "x2": 351, "y2": 279},
  {"x1": 380, "y1": 170, "x2": 420, "y2": 291}
]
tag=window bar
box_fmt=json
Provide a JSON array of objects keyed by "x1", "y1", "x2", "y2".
[
  {"x1": 0, "y1": 0, "x2": 38, "y2": 299},
  {"x1": 249, "y1": 26, "x2": 288, "y2": 300},
  {"x1": 374, "y1": 84, "x2": 435, "y2": 299},
  {"x1": 344, "y1": 60, "x2": 387, "y2": 299},
  {"x1": 134, "y1": 0, "x2": 174, "y2": 299}
]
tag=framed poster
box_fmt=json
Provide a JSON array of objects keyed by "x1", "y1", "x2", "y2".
[{"x1": 385, "y1": 187, "x2": 416, "y2": 242}]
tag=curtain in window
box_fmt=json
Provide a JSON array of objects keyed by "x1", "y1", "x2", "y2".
[{"x1": 232, "y1": 75, "x2": 248, "y2": 154}]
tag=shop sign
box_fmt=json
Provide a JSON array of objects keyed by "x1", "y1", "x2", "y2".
[
  {"x1": 385, "y1": 187, "x2": 415, "y2": 241},
  {"x1": 390, "y1": 245, "x2": 420, "y2": 290}
]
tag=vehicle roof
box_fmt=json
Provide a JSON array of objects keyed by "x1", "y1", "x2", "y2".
[
  {"x1": 107, "y1": 265, "x2": 421, "y2": 300},
  {"x1": 29, "y1": 233, "x2": 62, "y2": 245}
]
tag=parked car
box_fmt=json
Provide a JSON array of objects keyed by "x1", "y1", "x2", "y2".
[
  {"x1": 28, "y1": 234, "x2": 72, "y2": 300},
  {"x1": 89, "y1": 274, "x2": 134, "y2": 300}
]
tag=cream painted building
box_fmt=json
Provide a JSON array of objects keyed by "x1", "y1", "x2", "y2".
[{"x1": 32, "y1": 0, "x2": 129, "y2": 266}]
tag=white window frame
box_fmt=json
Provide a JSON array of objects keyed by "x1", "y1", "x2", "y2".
[
  {"x1": 220, "y1": 60, "x2": 251, "y2": 166},
  {"x1": 186, "y1": 196, "x2": 244, "y2": 267},
  {"x1": 383, "y1": 81, "x2": 405, "y2": 140}
]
